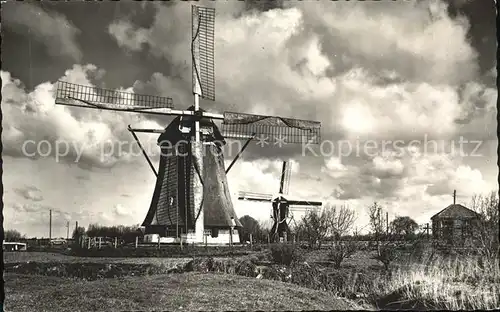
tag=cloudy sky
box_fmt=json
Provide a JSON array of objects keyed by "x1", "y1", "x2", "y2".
[{"x1": 2, "y1": 0, "x2": 497, "y2": 238}]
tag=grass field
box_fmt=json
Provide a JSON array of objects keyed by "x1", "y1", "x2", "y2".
[
  {"x1": 4, "y1": 273, "x2": 366, "y2": 312},
  {"x1": 3, "y1": 245, "x2": 499, "y2": 311},
  {"x1": 4, "y1": 251, "x2": 193, "y2": 266}
]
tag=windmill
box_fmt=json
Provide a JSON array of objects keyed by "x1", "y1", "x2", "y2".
[
  {"x1": 54, "y1": 5, "x2": 321, "y2": 245},
  {"x1": 238, "y1": 161, "x2": 323, "y2": 242}
]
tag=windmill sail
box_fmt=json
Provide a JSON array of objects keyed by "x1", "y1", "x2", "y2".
[
  {"x1": 237, "y1": 191, "x2": 274, "y2": 202},
  {"x1": 192, "y1": 6, "x2": 215, "y2": 101},
  {"x1": 55, "y1": 81, "x2": 174, "y2": 110},
  {"x1": 279, "y1": 161, "x2": 292, "y2": 195},
  {"x1": 287, "y1": 200, "x2": 323, "y2": 206},
  {"x1": 222, "y1": 111, "x2": 321, "y2": 144}
]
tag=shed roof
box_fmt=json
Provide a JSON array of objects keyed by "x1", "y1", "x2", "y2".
[{"x1": 430, "y1": 204, "x2": 480, "y2": 220}]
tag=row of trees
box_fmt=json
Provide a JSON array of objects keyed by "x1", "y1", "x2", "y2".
[
  {"x1": 4, "y1": 229, "x2": 27, "y2": 242},
  {"x1": 72, "y1": 223, "x2": 143, "y2": 245},
  {"x1": 296, "y1": 204, "x2": 356, "y2": 248},
  {"x1": 238, "y1": 191, "x2": 498, "y2": 255},
  {"x1": 469, "y1": 192, "x2": 499, "y2": 259},
  {"x1": 238, "y1": 203, "x2": 420, "y2": 248}
]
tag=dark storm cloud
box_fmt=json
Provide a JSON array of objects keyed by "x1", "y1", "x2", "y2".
[
  {"x1": 244, "y1": 0, "x2": 285, "y2": 13},
  {"x1": 1, "y1": 2, "x2": 82, "y2": 61},
  {"x1": 444, "y1": 0, "x2": 497, "y2": 77}
]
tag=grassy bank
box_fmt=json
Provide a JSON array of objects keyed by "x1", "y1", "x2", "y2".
[
  {"x1": 374, "y1": 255, "x2": 500, "y2": 310},
  {"x1": 4, "y1": 273, "x2": 367, "y2": 312},
  {"x1": 4, "y1": 246, "x2": 499, "y2": 310}
]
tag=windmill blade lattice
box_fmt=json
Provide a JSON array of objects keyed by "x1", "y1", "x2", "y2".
[
  {"x1": 55, "y1": 81, "x2": 174, "y2": 110},
  {"x1": 222, "y1": 112, "x2": 321, "y2": 145},
  {"x1": 192, "y1": 6, "x2": 215, "y2": 101},
  {"x1": 237, "y1": 191, "x2": 274, "y2": 202},
  {"x1": 281, "y1": 161, "x2": 292, "y2": 196}
]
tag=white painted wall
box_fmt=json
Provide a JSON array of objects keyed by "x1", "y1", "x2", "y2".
[
  {"x1": 144, "y1": 229, "x2": 240, "y2": 245},
  {"x1": 205, "y1": 229, "x2": 240, "y2": 244}
]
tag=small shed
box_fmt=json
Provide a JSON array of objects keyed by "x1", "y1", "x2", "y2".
[
  {"x1": 431, "y1": 203, "x2": 480, "y2": 245},
  {"x1": 3, "y1": 241, "x2": 28, "y2": 251}
]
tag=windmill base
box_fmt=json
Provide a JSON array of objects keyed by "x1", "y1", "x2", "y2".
[{"x1": 144, "y1": 229, "x2": 240, "y2": 245}]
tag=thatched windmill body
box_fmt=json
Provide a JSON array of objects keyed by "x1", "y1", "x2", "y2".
[{"x1": 54, "y1": 5, "x2": 321, "y2": 245}]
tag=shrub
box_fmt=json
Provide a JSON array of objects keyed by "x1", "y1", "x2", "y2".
[
  {"x1": 372, "y1": 243, "x2": 401, "y2": 271},
  {"x1": 4, "y1": 262, "x2": 171, "y2": 280},
  {"x1": 327, "y1": 241, "x2": 358, "y2": 269},
  {"x1": 262, "y1": 265, "x2": 290, "y2": 281},
  {"x1": 269, "y1": 243, "x2": 304, "y2": 266},
  {"x1": 290, "y1": 263, "x2": 325, "y2": 290},
  {"x1": 235, "y1": 259, "x2": 257, "y2": 277},
  {"x1": 184, "y1": 257, "x2": 215, "y2": 273}
]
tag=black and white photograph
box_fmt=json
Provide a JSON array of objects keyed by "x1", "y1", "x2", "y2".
[{"x1": 1, "y1": 0, "x2": 498, "y2": 311}]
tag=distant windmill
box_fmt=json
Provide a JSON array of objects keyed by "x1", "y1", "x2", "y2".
[
  {"x1": 238, "y1": 161, "x2": 323, "y2": 242},
  {"x1": 54, "y1": 5, "x2": 321, "y2": 244}
]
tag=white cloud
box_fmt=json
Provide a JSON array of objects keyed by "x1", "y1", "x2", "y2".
[
  {"x1": 1, "y1": 65, "x2": 165, "y2": 168},
  {"x1": 108, "y1": 20, "x2": 149, "y2": 52},
  {"x1": 371, "y1": 156, "x2": 405, "y2": 178},
  {"x1": 321, "y1": 156, "x2": 348, "y2": 179}
]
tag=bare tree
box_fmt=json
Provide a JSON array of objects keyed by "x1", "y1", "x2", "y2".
[
  {"x1": 328, "y1": 241, "x2": 358, "y2": 268},
  {"x1": 297, "y1": 209, "x2": 330, "y2": 248},
  {"x1": 372, "y1": 243, "x2": 401, "y2": 271},
  {"x1": 258, "y1": 218, "x2": 274, "y2": 243},
  {"x1": 470, "y1": 191, "x2": 499, "y2": 259},
  {"x1": 368, "y1": 202, "x2": 385, "y2": 241},
  {"x1": 324, "y1": 204, "x2": 356, "y2": 240}
]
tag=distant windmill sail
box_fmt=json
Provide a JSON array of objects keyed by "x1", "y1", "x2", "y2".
[{"x1": 280, "y1": 161, "x2": 292, "y2": 195}]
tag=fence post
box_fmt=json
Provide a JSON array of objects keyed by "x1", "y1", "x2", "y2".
[
  {"x1": 135, "y1": 236, "x2": 138, "y2": 249},
  {"x1": 267, "y1": 234, "x2": 270, "y2": 245},
  {"x1": 87, "y1": 237, "x2": 91, "y2": 249},
  {"x1": 249, "y1": 234, "x2": 253, "y2": 248},
  {"x1": 98, "y1": 237, "x2": 102, "y2": 249},
  {"x1": 158, "y1": 235, "x2": 161, "y2": 249},
  {"x1": 114, "y1": 237, "x2": 117, "y2": 248}
]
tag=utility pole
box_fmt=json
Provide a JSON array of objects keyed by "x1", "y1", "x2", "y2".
[
  {"x1": 386, "y1": 212, "x2": 389, "y2": 236},
  {"x1": 49, "y1": 209, "x2": 52, "y2": 242},
  {"x1": 378, "y1": 210, "x2": 382, "y2": 241},
  {"x1": 66, "y1": 221, "x2": 70, "y2": 240},
  {"x1": 453, "y1": 190, "x2": 456, "y2": 205}
]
